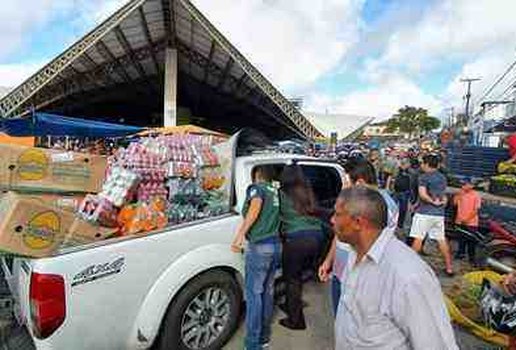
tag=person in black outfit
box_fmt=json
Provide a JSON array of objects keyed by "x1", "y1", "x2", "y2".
[
  {"x1": 405, "y1": 157, "x2": 422, "y2": 245},
  {"x1": 393, "y1": 158, "x2": 413, "y2": 229},
  {"x1": 279, "y1": 165, "x2": 324, "y2": 330}
]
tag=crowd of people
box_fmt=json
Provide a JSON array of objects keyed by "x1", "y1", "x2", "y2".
[{"x1": 230, "y1": 146, "x2": 516, "y2": 350}]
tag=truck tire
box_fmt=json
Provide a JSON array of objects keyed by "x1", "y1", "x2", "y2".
[{"x1": 155, "y1": 270, "x2": 242, "y2": 350}]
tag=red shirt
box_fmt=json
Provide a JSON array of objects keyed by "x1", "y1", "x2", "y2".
[
  {"x1": 454, "y1": 190, "x2": 481, "y2": 227},
  {"x1": 508, "y1": 134, "x2": 516, "y2": 157}
]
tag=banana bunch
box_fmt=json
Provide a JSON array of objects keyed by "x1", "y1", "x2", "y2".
[
  {"x1": 492, "y1": 174, "x2": 516, "y2": 185},
  {"x1": 497, "y1": 162, "x2": 516, "y2": 174}
]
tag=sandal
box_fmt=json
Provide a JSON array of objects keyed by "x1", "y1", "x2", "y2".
[{"x1": 443, "y1": 269, "x2": 455, "y2": 277}]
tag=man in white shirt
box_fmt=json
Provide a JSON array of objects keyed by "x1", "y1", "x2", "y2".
[{"x1": 333, "y1": 186, "x2": 458, "y2": 350}]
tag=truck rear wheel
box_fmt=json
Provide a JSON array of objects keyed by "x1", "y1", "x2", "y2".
[{"x1": 155, "y1": 270, "x2": 242, "y2": 350}]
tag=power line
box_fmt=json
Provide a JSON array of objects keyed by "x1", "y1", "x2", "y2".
[{"x1": 476, "y1": 57, "x2": 516, "y2": 104}]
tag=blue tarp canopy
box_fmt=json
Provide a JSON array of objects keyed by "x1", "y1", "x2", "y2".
[{"x1": 1, "y1": 112, "x2": 144, "y2": 137}]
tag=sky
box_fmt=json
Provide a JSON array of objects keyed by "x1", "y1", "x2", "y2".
[{"x1": 2, "y1": 0, "x2": 516, "y2": 125}]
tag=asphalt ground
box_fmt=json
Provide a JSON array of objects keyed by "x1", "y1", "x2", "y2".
[
  {"x1": 0, "y1": 238, "x2": 505, "y2": 350},
  {"x1": 224, "y1": 280, "x2": 502, "y2": 350}
]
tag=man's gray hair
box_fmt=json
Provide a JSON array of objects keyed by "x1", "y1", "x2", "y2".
[{"x1": 337, "y1": 186, "x2": 388, "y2": 229}]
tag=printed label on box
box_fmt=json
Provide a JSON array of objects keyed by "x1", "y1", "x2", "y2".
[
  {"x1": 17, "y1": 149, "x2": 49, "y2": 181},
  {"x1": 51, "y1": 152, "x2": 74, "y2": 163},
  {"x1": 56, "y1": 198, "x2": 78, "y2": 208},
  {"x1": 24, "y1": 211, "x2": 60, "y2": 250}
]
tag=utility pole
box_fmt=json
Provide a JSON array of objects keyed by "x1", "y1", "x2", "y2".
[
  {"x1": 450, "y1": 106, "x2": 455, "y2": 126},
  {"x1": 460, "y1": 78, "x2": 481, "y2": 125}
]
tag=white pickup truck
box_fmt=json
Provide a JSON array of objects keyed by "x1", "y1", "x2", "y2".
[{"x1": 1, "y1": 147, "x2": 344, "y2": 350}]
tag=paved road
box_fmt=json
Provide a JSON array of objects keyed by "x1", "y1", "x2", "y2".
[
  {"x1": 225, "y1": 281, "x2": 334, "y2": 350},
  {"x1": 224, "y1": 281, "x2": 501, "y2": 350},
  {"x1": 0, "y1": 271, "x2": 503, "y2": 350}
]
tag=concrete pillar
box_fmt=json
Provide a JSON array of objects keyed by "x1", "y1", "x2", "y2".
[{"x1": 163, "y1": 47, "x2": 178, "y2": 127}]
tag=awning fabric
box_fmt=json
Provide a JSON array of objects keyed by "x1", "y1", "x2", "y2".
[
  {"x1": 0, "y1": 133, "x2": 34, "y2": 146},
  {"x1": 0, "y1": 112, "x2": 144, "y2": 137}
]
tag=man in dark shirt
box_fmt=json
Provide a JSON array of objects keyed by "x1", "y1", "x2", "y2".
[
  {"x1": 409, "y1": 155, "x2": 454, "y2": 276},
  {"x1": 393, "y1": 158, "x2": 412, "y2": 229}
]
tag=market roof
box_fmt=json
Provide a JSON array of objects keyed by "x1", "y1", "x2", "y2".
[
  {"x1": 305, "y1": 112, "x2": 374, "y2": 139},
  {"x1": 0, "y1": 0, "x2": 322, "y2": 140}
]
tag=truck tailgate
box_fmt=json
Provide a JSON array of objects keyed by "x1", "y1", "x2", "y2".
[{"x1": 1, "y1": 257, "x2": 31, "y2": 327}]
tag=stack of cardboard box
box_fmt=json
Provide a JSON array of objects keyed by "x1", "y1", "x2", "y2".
[{"x1": 0, "y1": 144, "x2": 113, "y2": 257}]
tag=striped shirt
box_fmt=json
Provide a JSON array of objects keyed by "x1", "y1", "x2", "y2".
[{"x1": 335, "y1": 230, "x2": 458, "y2": 350}]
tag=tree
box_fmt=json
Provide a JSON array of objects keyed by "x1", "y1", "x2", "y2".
[
  {"x1": 386, "y1": 105, "x2": 441, "y2": 138},
  {"x1": 420, "y1": 115, "x2": 441, "y2": 133}
]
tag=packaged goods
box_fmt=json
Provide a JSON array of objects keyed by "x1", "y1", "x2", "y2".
[
  {"x1": 0, "y1": 192, "x2": 74, "y2": 257},
  {"x1": 100, "y1": 167, "x2": 139, "y2": 206},
  {"x1": 76, "y1": 130, "x2": 231, "y2": 238},
  {"x1": 0, "y1": 144, "x2": 106, "y2": 193},
  {"x1": 167, "y1": 179, "x2": 203, "y2": 201},
  {"x1": 203, "y1": 191, "x2": 229, "y2": 217},
  {"x1": 137, "y1": 182, "x2": 167, "y2": 202},
  {"x1": 78, "y1": 194, "x2": 119, "y2": 227},
  {"x1": 166, "y1": 203, "x2": 198, "y2": 225},
  {"x1": 118, "y1": 198, "x2": 167, "y2": 235},
  {"x1": 63, "y1": 218, "x2": 117, "y2": 247},
  {"x1": 0, "y1": 129, "x2": 232, "y2": 255},
  {"x1": 200, "y1": 168, "x2": 225, "y2": 191},
  {"x1": 167, "y1": 161, "x2": 197, "y2": 178}
]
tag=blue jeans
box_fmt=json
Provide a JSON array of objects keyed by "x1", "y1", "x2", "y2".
[
  {"x1": 331, "y1": 275, "x2": 341, "y2": 317},
  {"x1": 244, "y1": 240, "x2": 281, "y2": 350}
]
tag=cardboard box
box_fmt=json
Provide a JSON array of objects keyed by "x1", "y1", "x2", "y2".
[
  {"x1": 0, "y1": 193, "x2": 74, "y2": 257},
  {"x1": 63, "y1": 218, "x2": 117, "y2": 247},
  {"x1": 12, "y1": 192, "x2": 85, "y2": 213},
  {"x1": 0, "y1": 144, "x2": 107, "y2": 193}
]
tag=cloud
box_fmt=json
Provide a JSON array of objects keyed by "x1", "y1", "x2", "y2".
[
  {"x1": 1, "y1": 0, "x2": 361, "y2": 92},
  {"x1": 377, "y1": 0, "x2": 516, "y2": 72},
  {"x1": 192, "y1": 0, "x2": 365, "y2": 91},
  {"x1": 0, "y1": 0, "x2": 60, "y2": 59},
  {"x1": 0, "y1": 61, "x2": 47, "y2": 90},
  {"x1": 309, "y1": 0, "x2": 516, "y2": 121},
  {"x1": 305, "y1": 72, "x2": 441, "y2": 120},
  {"x1": 443, "y1": 51, "x2": 515, "y2": 110},
  {"x1": 0, "y1": 0, "x2": 126, "y2": 88},
  {"x1": 69, "y1": 0, "x2": 128, "y2": 31}
]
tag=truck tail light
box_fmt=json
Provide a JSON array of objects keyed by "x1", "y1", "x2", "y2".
[{"x1": 30, "y1": 272, "x2": 66, "y2": 339}]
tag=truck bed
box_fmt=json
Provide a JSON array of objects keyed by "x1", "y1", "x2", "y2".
[
  {"x1": 3, "y1": 211, "x2": 243, "y2": 350},
  {"x1": 55, "y1": 212, "x2": 237, "y2": 257}
]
